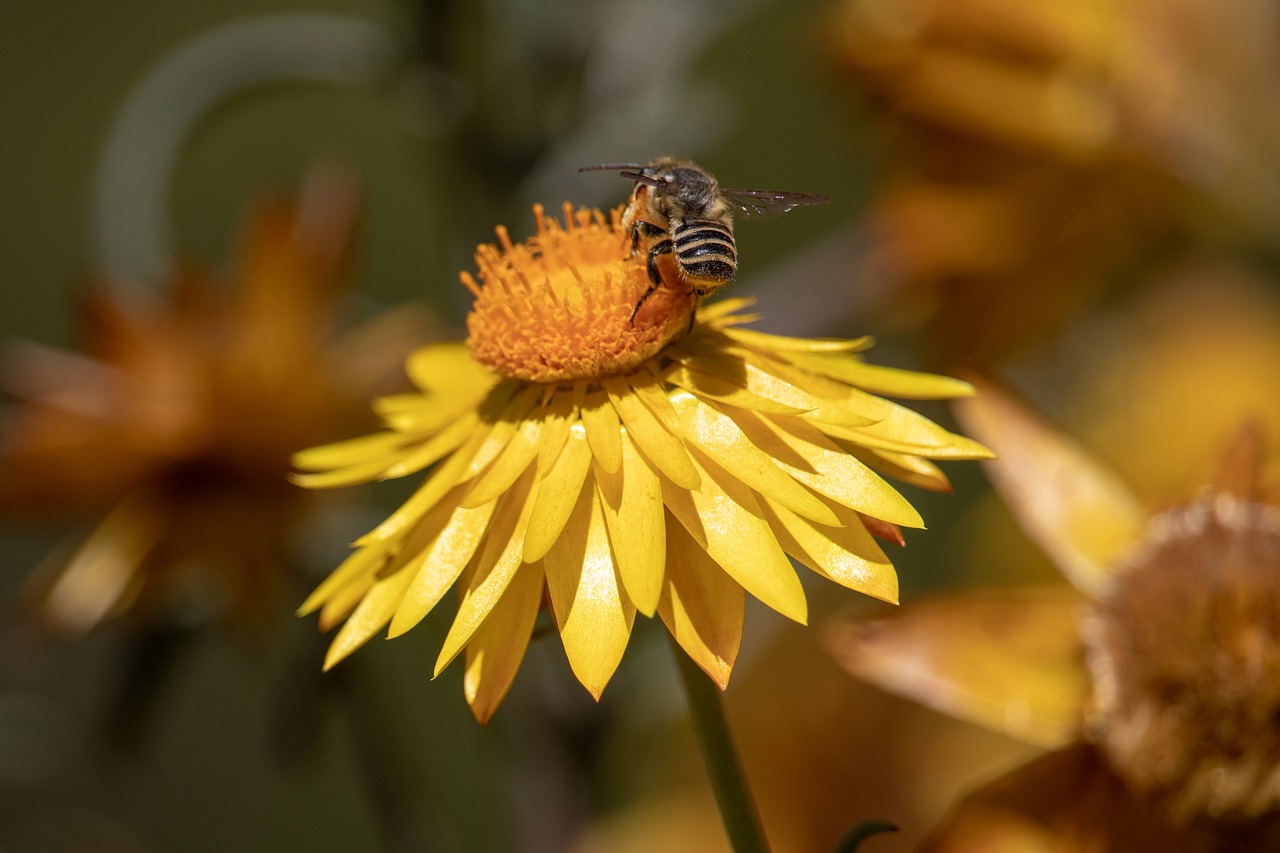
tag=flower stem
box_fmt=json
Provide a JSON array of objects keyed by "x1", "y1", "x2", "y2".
[{"x1": 671, "y1": 636, "x2": 771, "y2": 853}]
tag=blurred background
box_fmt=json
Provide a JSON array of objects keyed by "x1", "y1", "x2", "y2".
[{"x1": 3, "y1": 0, "x2": 1280, "y2": 850}]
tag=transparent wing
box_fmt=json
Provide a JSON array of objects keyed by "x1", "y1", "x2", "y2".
[{"x1": 720, "y1": 188, "x2": 832, "y2": 221}]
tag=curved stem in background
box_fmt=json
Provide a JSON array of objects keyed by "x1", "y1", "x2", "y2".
[
  {"x1": 671, "y1": 634, "x2": 771, "y2": 853},
  {"x1": 91, "y1": 13, "x2": 397, "y2": 284}
]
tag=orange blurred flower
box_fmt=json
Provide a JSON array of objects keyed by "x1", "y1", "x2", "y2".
[
  {"x1": 826, "y1": 0, "x2": 1280, "y2": 363},
  {"x1": 0, "y1": 170, "x2": 424, "y2": 635},
  {"x1": 829, "y1": 380, "x2": 1280, "y2": 850}
]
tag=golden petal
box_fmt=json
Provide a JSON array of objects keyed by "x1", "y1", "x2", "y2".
[
  {"x1": 289, "y1": 457, "x2": 401, "y2": 490},
  {"x1": 663, "y1": 364, "x2": 811, "y2": 415},
  {"x1": 666, "y1": 450, "x2": 807, "y2": 625},
  {"x1": 596, "y1": 430, "x2": 666, "y2": 616},
  {"x1": 318, "y1": 573, "x2": 374, "y2": 632},
  {"x1": 580, "y1": 388, "x2": 623, "y2": 475},
  {"x1": 605, "y1": 379, "x2": 700, "y2": 490},
  {"x1": 535, "y1": 389, "x2": 577, "y2": 473},
  {"x1": 694, "y1": 296, "x2": 755, "y2": 322},
  {"x1": 353, "y1": 426, "x2": 492, "y2": 546},
  {"x1": 461, "y1": 384, "x2": 542, "y2": 480},
  {"x1": 742, "y1": 412, "x2": 925, "y2": 528},
  {"x1": 299, "y1": 538, "x2": 394, "y2": 616},
  {"x1": 460, "y1": 410, "x2": 542, "y2": 508},
  {"x1": 322, "y1": 567, "x2": 416, "y2": 670},
  {"x1": 405, "y1": 342, "x2": 491, "y2": 394},
  {"x1": 291, "y1": 431, "x2": 410, "y2": 472},
  {"x1": 464, "y1": 561, "x2": 545, "y2": 724},
  {"x1": 826, "y1": 587, "x2": 1089, "y2": 748},
  {"x1": 434, "y1": 466, "x2": 539, "y2": 675},
  {"x1": 847, "y1": 445, "x2": 953, "y2": 493},
  {"x1": 789, "y1": 354, "x2": 976, "y2": 400},
  {"x1": 760, "y1": 496, "x2": 897, "y2": 604},
  {"x1": 671, "y1": 391, "x2": 840, "y2": 526},
  {"x1": 657, "y1": 515, "x2": 744, "y2": 689},
  {"x1": 954, "y1": 381, "x2": 1146, "y2": 594},
  {"x1": 381, "y1": 410, "x2": 481, "y2": 480},
  {"x1": 546, "y1": 484, "x2": 635, "y2": 699},
  {"x1": 523, "y1": 424, "x2": 593, "y2": 563},
  {"x1": 721, "y1": 326, "x2": 874, "y2": 353},
  {"x1": 387, "y1": 492, "x2": 497, "y2": 638}
]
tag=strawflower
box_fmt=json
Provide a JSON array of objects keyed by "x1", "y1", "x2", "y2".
[
  {"x1": 0, "y1": 173, "x2": 421, "y2": 634},
  {"x1": 295, "y1": 202, "x2": 989, "y2": 723},
  {"x1": 829, "y1": 379, "x2": 1280, "y2": 851}
]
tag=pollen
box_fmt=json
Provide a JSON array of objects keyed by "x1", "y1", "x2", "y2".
[{"x1": 464, "y1": 203, "x2": 697, "y2": 383}]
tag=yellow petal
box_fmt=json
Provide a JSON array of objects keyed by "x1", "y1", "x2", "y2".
[
  {"x1": 663, "y1": 450, "x2": 807, "y2": 624},
  {"x1": 388, "y1": 490, "x2": 497, "y2": 638},
  {"x1": 848, "y1": 446, "x2": 952, "y2": 494},
  {"x1": 671, "y1": 391, "x2": 839, "y2": 526},
  {"x1": 535, "y1": 389, "x2": 577, "y2": 473},
  {"x1": 461, "y1": 409, "x2": 542, "y2": 508},
  {"x1": 657, "y1": 515, "x2": 744, "y2": 688},
  {"x1": 606, "y1": 379, "x2": 700, "y2": 490},
  {"x1": 954, "y1": 381, "x2": 1146, "y2": 594},
  {"x1": 695, "y1": 296, "x2": 755, "y2": 322},
  {"x1": 434, "y1": 466, "x2": 539, "y2": 675},
  {"x1": 790, "y1": 354, "x2": 977, "y2": 400},
  {"x1": 663, "y1": 364, "x2": 811, "y2": 415},
  {"x1": 760, "y1": 496, "x2": 897, "y2": 604},
  {"x1": 580, "y1": 388, "x2": 623, "y2": 475},
  {"x1": 289, "y1": 457, "x2": 401, "y2": 489},
  {"x1": 322, "y1": 567, "x2": 416, "y2": 670},
  {"x1": 318, "y1": 573, "x2": 375, "y2": 632},
  {"x1": 523, "y1": 423, "x2": 593, "y2": 562},
  {"x1": 299, "y1": 538, "x2": 394, "y2": 616},
  {"x1": 291, "y1": 431, "x2": 409, "y2": 472},
  {"x1": 826, "y1": 587, "x2": 1089, "y2": 748},
  {"x1": 44, "y1": 497, "x2": 162, "y2": 633},
  {"x1": 545, "y1": 483, "x2": 635, "y2": 699},
  {"x1": 381, "y1": 410, "x2": 481, "y2": 479},
  {"x1": 596, "y1": 430, "x2": 665, "y2": 616},
  {"x1": 740, "y1": 411, "x2": 925, "y2": 528},
  {"x1": 406, "y1": 342, "x2": 490, "y2": 394},
  {"x1": 461, "y1": 384, "x2": 541, "y2": 480},
  {"x1": 354, "y1": 425, "x2": 492, "y2": 546},
  {"x1": 721, "y1": 326, "x2": 874, "y2": 353},
  {"x1": 464, "y1": 561, "x2": 544, "y2": 724}
]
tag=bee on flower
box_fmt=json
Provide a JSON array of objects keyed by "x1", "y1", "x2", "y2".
[{"x1": 294, "y1": 183, "x2": 989, "y2": 724}]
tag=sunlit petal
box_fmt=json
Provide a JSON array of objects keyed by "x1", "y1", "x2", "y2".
[
  {"x1": 464, "y1": 561, "x2": 544, "y2": 724},
  {"x1": 658, "y1": 515, "x2": 744, "y2": 688},
  {"x1": 596, "y1": 430, "x2": 665, "y2": 616}
]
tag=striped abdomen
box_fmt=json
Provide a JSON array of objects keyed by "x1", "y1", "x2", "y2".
[{"x1": 673, "y1": 217, "x2": 737, "y2": 294}]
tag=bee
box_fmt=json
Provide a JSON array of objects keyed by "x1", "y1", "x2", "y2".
[{"x1": 580, "y1": 157, "x2": 831, "y2": 320}]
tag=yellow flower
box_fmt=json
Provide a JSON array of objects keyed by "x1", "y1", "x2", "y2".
[
  {"x1": 0, "y1": 172, "x2": 423, "y2": 634},
  {"x1": 829, "y1": 379, "x2": 1280, "y2": 850},
  {"x1": 295, "y1": 203, "x2": 988, "y2": 723}
]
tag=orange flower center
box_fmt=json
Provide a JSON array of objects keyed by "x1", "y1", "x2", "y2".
[{"x1": 464, "y1": 204, "x2": 698, "y2": 383}]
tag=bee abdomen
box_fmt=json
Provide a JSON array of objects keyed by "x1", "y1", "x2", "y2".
[{"x1": 674, "y1": 219, "x2": 736, "y2": 286}]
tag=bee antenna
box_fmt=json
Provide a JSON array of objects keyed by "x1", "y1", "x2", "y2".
[
  {"x1": 579, "y1": 162, "x2": 644, "y2": 173},
  {"x1": 620, "y1": 171, "x2": 661, "y2": 187}
]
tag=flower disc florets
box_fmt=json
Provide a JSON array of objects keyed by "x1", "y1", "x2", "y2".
[
  {"x1": 464, "y1": 204, "x2": 697, "y2": 383},
  {"x1": 1082, "y1": 494, "x2": 1280, "y2": 822}
]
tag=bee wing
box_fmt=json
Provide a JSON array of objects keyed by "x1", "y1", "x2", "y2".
[{"x1": 720, "y1": 188, "x2": 832, "y2": 220}]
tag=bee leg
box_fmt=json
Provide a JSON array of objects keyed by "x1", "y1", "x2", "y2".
[
  {"x1": 629, "y1": 238, "x2": 673, "y2": 324},
  {"x1": 629, "y1": 220, "x2": 666, "y2": 258}
]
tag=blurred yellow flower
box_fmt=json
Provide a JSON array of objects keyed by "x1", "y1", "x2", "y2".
[
  {"x1": 295, "y1": 203, "x2": 989, "y2": 722},
  {"x1": 0, "y1": 171, "x2": 422, "y2": 634},
  {"x1": 829, "y1": 379, "x2": 1280, "y2": 850},
  {"x1": 826, "y1": 0, "x2": 1280, "y2": 363}
]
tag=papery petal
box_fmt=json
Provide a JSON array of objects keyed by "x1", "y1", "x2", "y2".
[
  {"x1": 722, "y1": 326, "x2": 874, "y2": 353},
  {"x1": 580, "y1": 388, "x2": 623, "y2": 474},
  {"x1": 671, "y1": 391, "x2": 839, "y2": 526},
  {"x1": 461, "y1": 410, "x2": 542, "y2": 508},
  {"x1": 761, "y1": 496, "x2": 898, "y2": 604},
  {"x1": 291, "y1": 431, "x2": 411, "y2": 472},
  {"x1": 546, "y1": 480, "x2": 635, "y2": 698},
  {"x1": 827, "y1": 587, "x2": 1089, "y2": 748},
  {"x1": 388, "y1": 488, "x2": 497, "y2": 638},
  {"x1": 658, "y1": 515, "x2": 744, "y2": 688},
  {"x1": 434, "y1": 466, "x2": 539, "y2": 674},
  {"x1": 524, "y1": 423, "x2": 593, "y2": 562},
  {"x1": 790, "y1": 354, "x2": 976, "y2": 399},
  {"x1": 745, "y1": 412, "x2": 925, "y2": 528},
  {"x1": 663, "y1": 450, "x2": 807, "y2": 625},
  {"x1": 596, "y1": 430, "x2": 665, "y2": 616},
  {"x1": 954, "y1": 380, "x2": 1146, "y2": 593},
  {"x1": 298, "y1": 538, "x2": 392, "y2": 616},
  {"x1": 323, "y1": 567, "x2": 417, "y2": 670},
  {"x1": 606, "y1": 378, "x2": 700, "y2": 489},
  {"x1": 663, "y1": 363, "x2": 810, "y2": 415},
  {"x1": 464, "y1": 561, "x2": 544, "y2": 724}
]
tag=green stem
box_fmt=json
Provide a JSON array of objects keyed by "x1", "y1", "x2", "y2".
[{"x1": 671, "y1": 636, "x2": 771, "y2": 853}]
